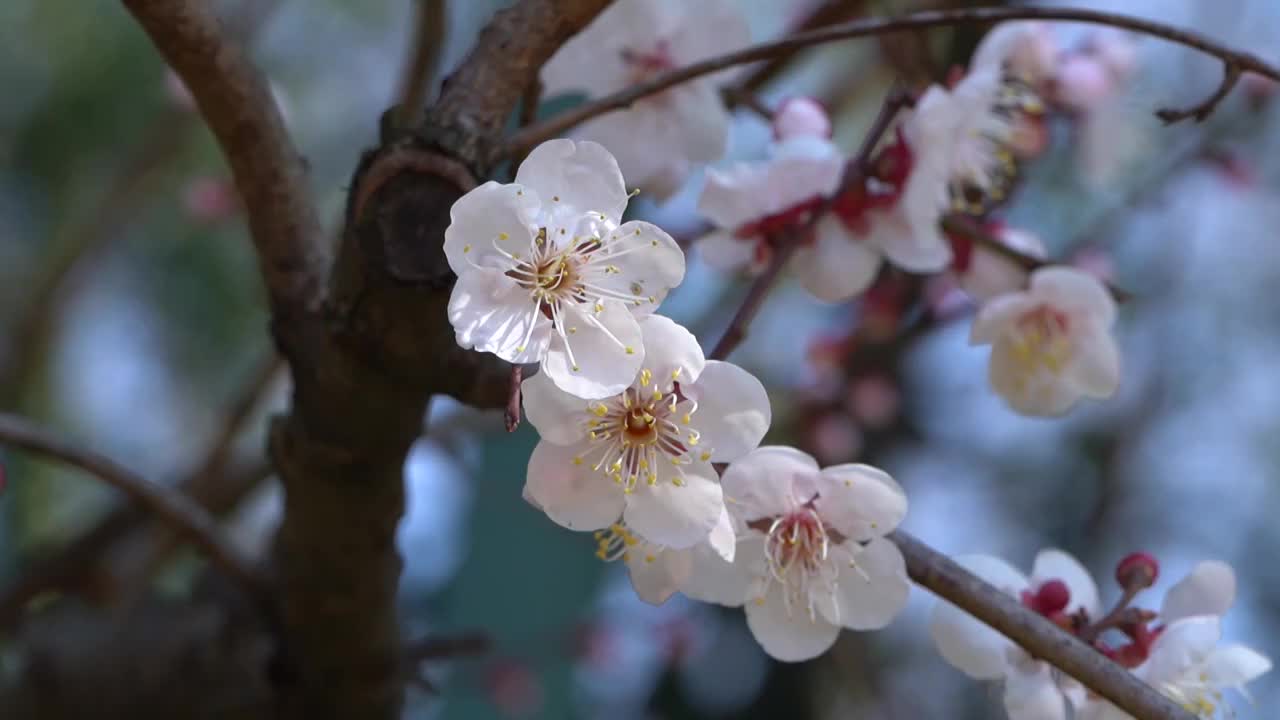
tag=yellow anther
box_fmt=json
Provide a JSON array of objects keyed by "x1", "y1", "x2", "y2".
[
  {"x1": 463, "y1": 244, "x2": 472, "y2": 253},
  {"x1": 569, "y1": 327, "x2": 578, "y2": 334},
  {"x1": 672, "y1": 477, "x2": 685, "y2": 487},
  {"x1": 594, "y1": 303, "x2": 604, "y2": 313},
  {"x1": 498, "y1": 232, "x2": 509, "y2": 241},
  {"x1": 639, "y1": 369, "x2": 652, "y2": 388},
  {"x1": 625, "y1": 346, "x2": 635, "y2": 355},
  {"x1": 552, "y1": 195, "x2": 560, "y2": 202},
  {"x1": 644, "y1": 554, "x2": 656, "y2": 563},
  {"x1": 681, "y1": 414, "x2": 691, "y2": 425},
  {"x1": 572, "y1": 365, "x2": 580, "y2": 372},
  {"x1": 572, "y1": 456, "x2": 583, "y2": 465},
  {"x1": 671, "y1": 368, "x2": 681, "y2": 379},
  {"x1": 687, "y1": 434, "x2": 699, "y2": 446},
  {"x1": 699, "y1": 451, "x2": 711, "y2": 462},
  {"x1": 753, "y1": 597, "x2": 766, "y2": 606}
]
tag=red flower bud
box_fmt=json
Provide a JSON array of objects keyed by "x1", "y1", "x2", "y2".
[{"x1": 1115, "y1": 552, "x2": 1159, "y2": 590}]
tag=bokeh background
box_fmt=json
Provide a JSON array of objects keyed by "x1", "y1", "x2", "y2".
[{"x1": 1, "y1": 0, "x2": 1278, "y2": 718}]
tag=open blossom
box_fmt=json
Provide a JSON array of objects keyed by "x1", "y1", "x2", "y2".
[
  {"x1": 445, "y1": 139, "x2": 684, "y2": 399},
  {"x1": 590, "y1": 508, "x2": 736, "y2": 606},
  {"x1": 542, "y1": 0, "x2": 750, "y2": 200},
  {"x1": 685, "y1": 446, "x2": 909, "y2": 662},
  {"x1": 697, "y1": 136, "x2": 885, "y2": 302},
  {"x1": 522, "y1": 315, "x2": 770, "y2": 549},
  {"x1": 930, "y1": 550, "x2": 1102, "y2": 720},
  {"x1": 970, "y1": 266, "x2": 1120, "y2": 416}
]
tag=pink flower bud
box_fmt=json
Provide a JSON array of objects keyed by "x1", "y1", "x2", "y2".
[
  {"x1": 1034, "y1": 579, "x2": 1071, "y2": 614},
  {"x1": 773, "y1": 97, "x2": 832, "y2": 140},
  {"x1": 1115, "y1": 552, "x2": 1159, "y2": 590},
  {"x1": 1054, "y1": 55, "x2": 1116, "y2": 112}
]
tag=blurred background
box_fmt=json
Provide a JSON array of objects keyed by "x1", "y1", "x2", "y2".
[{"x1": 2, "y1": 0, "x2": 1279, "y2": 717}]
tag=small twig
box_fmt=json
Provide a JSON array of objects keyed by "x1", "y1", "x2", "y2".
[
  {"x1": 403, "y1": 631, "x2": 492, "y2": 664},
  {"x1": 394, "y1": 0, "x2": 448, "y2": 129},
  {"x1": 0, "y1": 413, "x2": 272, "y2": 617},
  {"x1": 707, "y1": 88, "x2": 909, "y2": 361},
  {"x1": 722, "y1": 87, "x2": 775, "y2": 120},
  {"x1": 941, "y1": 215, "x2": 1132, "y2": 302},
  {"x1": 1156, "y1": 60, "x2": 1243, "y2": 124},
  {"x1": 890, "y1": 530, "x2": 1197, "y2": 720},
  {"x1": 1078, "y1": 584, "x2": 1146, "y2": 645},
  {"x1": 504, "y1": 365, "x2": 523, "y2": 433},
  {"x1": 500, "y1": 5, "x2": 1280, "y2": 159}
]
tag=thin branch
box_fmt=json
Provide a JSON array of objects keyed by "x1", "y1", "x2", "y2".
[
  {"x1": 730, "y1": 0, "x2": 873, "y2": 97},
  {"x1": 394, "y1": 0, "x2": 448, "y2": 129},
  {"x1": 403, "y1": 631, "x2": 492, "y2": 664},
  {"x1": 0, "y1": 413, "x2": 271, "y2": 616},
  {"x1": 891, "y1": 530, "x2": 1196, "y2": 720},
  {"x1": 501, "y1": 5, "x2": 1280, "y2": 158},
  {"x1": 1156, "y1": 59, "x2": 1243, "y2": 124},
  {"x1": 708, "y1": 89, "x2": 909, "y2": 361},
  {"x1": 121, "y1": 0, "x2": 325, "y2": 318}
]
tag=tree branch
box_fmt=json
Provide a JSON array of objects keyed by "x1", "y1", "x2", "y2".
[
  {"x1": 120, "y1": 0, "x2": 325, "y2": 319},
  {"x1": 891, "y1": 531, "x2": 1196, "y2": 720},
  {"x1": 394, "y1": 0, "x2": 448, "y2": 129},
  {"x1": 1156, "y1": 59, "x2": 1243, "y2": 124},
  {"x1": 0, "y1": 413, "x2": 271, "y2": 618},
  {"x1": 501, "y1": 5, "x2": 1280, "y2": 158}
]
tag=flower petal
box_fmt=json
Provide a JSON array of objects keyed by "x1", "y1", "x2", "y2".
[
  {"x1": 443, "y1": 181, "x2": 539, "y2": 276},
  {"x1": 1030, "y1": 267, "x2": 1116, "y2": 328},
  {"x1": 930, "y1": 554, "x2": 1029, "y2": 679},
  {"x1": 1031, "y1": 549, "x2": 1101, "y2": 618},
  {"x1": 970, "y1": 292, "x2": 1037, "y2": 346},
  {"x1": 822, "y1": 537, "x2": 910, "y2": 630},
  {"x1": 623, "y1": 460, "x2": 723, "y2": 549},
  {"x1": 573, "y1": 110, "x2": 692, "y2": 201},
  {"x1": 447, "y1": 267, "x2": 549, "y2": 363},
  {"x1": 795, "y1": 216, "x2": 883, "y2": 303},
  {"x1": 1003, "y1": 661, "x2": 1067, "y2": 720},
  {"x1": 664, "y1": 81, "x2": 733, "y2": 166},
  {"x1": 1069, "y1": 325, "x2": 1120, "y2": 400},
  {"x1": 681, "y1": 535, "x2": 758, "y2": 607},
  {"x1": 627, "y1": 545, "x2": 694, "y2": 606},
  {"x1": 520, "y1": 370, "x2": 587, "y2": 445},
  {"x1": 699, "y1": 165, "x2": 774, "y2": 229},
  {"x1": 746, "y1": 582, "x2": 842, "y2": 662},
  {"x1": 1161, "y1": 560, "x2": 1236, "y2": 623},
  {"x1": 866, "y1": 207, "x2": 952, "y2": 273},
  {"x1": 687, "y1": 360, "x2": 771, "y2": 463},
  {"x1": 697, "y1": 229, "x2": 756, "y2": 272},
  {"x1": 638, "y1": 314, "x2": 707, "y2": 386},
  {"x1": 515, "y1": 139, "x2": 629, "y2": 224},
  {"x1": 707, "y1": 506, "x2": 736, "y2": 562},
  {"x1": 1141, "y1": 616, "x2": 1222, "y2": 685},
  {"x1": 721, "y1": 446, "x2": 818, "y2": 520},
  {"x1": 989, "y1": 340, "x2": 1081, "y2": 417},
  {"x1": 586, "y1": 220, "x2": 685, "y2": 316},
  {"x1": 542, "y1": 300, "x2": 644, "y2": 399},
  {"x1": 666, "y1": 0, "x2": 751, "y2": 80},
  {"x1": 1206, "y1": 644, "x2": 1272, "y2": 688},
  {"x1": 539, "y1": 0, "x2": 661, "y2": 96},
  {"x1": 525, "y1": 441, "x2": 625, "y2": 532},
  {"x1": 813, "y1": 463, "x2": 907, "y2": 542}
]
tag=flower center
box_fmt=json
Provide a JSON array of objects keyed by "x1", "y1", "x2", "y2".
[
  {"x1": 1009, "y1": 305, "x2": 1072, "y2": 374},
  {"x1": 747, "y1": 507, "x2": 849, "y2": 621},
  {"x1": 1162, "y1": 674, "x2": 1225, "y2": 719},
  {"x1": 572, "y1": 367, "x2": 709, "y2": 492}
]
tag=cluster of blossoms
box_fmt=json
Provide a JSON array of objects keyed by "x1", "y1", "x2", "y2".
[
  {"x1": 932, "y1": 551, "x2": 1270, "y2": 719},
  {"x1": 444, "y1": 2, "x2": 1270, "y2": 713}
]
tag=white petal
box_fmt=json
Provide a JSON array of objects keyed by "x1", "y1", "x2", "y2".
[
  {"x1": 520, "y1": 370, "x2": 587, "y2": 445},
  {"x1": 865, "y1": 207, "x2": 952, "y2": 273},
  {"x1": 698, "y1": 165, "x2": 775, "y2": 229},
  {"x1": 525, "y1": 441, "x2": 625, "y2": 532},
  {"x1": 1003, "y1": 662, "x2": 1067, "y2": 720},
  {"x1": 637, "y1": 314, "x2": 706, "y2": 386},
  {"x1": 627, "y1": 545, "x2": 694, "y2": 606},
  {"x1": 1031, "y1": 549, "x2": 1101, "y2": 618},
  {"x1": 1161, "y1": 560, "x2": 1236, "y2": 623},
  {"x1": 697, "y1": 229, "x2": 756, "y2": 272},
  {"x1": 1029, "y1": 267, "x2": 1117, "y2": 328},
  {"x1": 812, "y1": 463, "x2": 907, "y2": 542},
  {"x1": 1068, "y1": 325, "x2": 1121, "y2": 400},
  {"x1": 539, "y1": 0, "x2": 659, "y2": 96},
  {"x1": 795, "y1": 216, "x2": 883, "y2": 303},
  {"x1": 687, "y1": 360, "x2": 771, "y2": 462},
  {"x1": 708, "y1": 506, "x2": 736, "y2": 562},
  {"x1": 745, "y1": 583, "x2": 842, "y2": 662},
  {"x1": 666, "y1": 0, "x2": 750, "y2": 75},
  {"x1": 574, "y1": 110, "x2": 691, "y2": 201},
  {"x1": 930, "y1": 555, "x2": 1028, "y2": 679},
  {"x1": 515, "y1": 139, "x2": 629, "y2": 224},
  {"x1": 822, "y1": 537, "x2": 910, "y2": 631},
  {"x1": 681, "y1": 535, "x2": 758, "y2": 607},
  {"x1": 588, "y1": 220, "x2": 685, "y2": 316},
  {"x1": 721, "y1": 446, "x2": 818, "y2": 520},
  {"x1": 1141, "y1": 616, "x2": 1222, "y2": 685},
  {"x1": 1206, "y1": 645, "x2": 1272, "y2": 688},
  {"x1": 447, "y1": 267, "x2": 549, "y2": 363},
  {"x1": 664, "y1": 81, "x2": 733, "y2": 166},
  {"x1": 623, "y1": 460, "x2": 723, "y2": 549},
  {"x1": 443, "y1": 181, "x2": 539, "y2": 276},
  {"x1": 542, "y1": 300, "x2": 644, "y2": 399},
  {"x1": 989, "y1": 341, "x2": 1081, "y2": 417},
  {"x1": 970, "y1": 293, "x2": 1037, "y2": 346}
]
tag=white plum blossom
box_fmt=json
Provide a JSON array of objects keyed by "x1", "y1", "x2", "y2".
[
  {"x1": 969, "y1": 266, "x2": 1120, "y2": 416},
  {"x1": 522, "y1": 315, "x2": 770, "y2": 549},
  {"x1": 685, "y1": 446, "x2": 910, "y2": 662},
  {"x1": 930, "y1": 550, "x2": 1103, "y2": 720},
  {"x1": 542, "y1": 0, "x2": 750, "y2": 200},
  {"x1": 445, "y1": 139, "x2": 684, "y2": 399},
  {"x1": 590, "y1": 508, "x2": 737, "y2": 606},
  {"x1": 697, "y1": 136, "x2": 885, "y2": 302},
  {"x1": 1078, "y1": 617, "x2": 1271, "y2": 720}
]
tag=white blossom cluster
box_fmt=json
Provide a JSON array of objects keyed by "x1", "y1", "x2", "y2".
[{"x1": 443, "y1": 2, "x2": 1271, "y2": 713}]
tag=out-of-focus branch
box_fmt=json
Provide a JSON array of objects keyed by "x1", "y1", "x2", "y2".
[
  {"x1": 1157, "y1": 58, "x2": 1244, "y2": 124},
  {"x1": 708, "y1": 88, "x2": 909, "y2": 361},
  {"x1": 891, "y1": 531, "x2": 1197, "y2": 720},
  {"x1": 729, "y1": 0, "x2": 871, "y2": 97},
  {"x1": 120, "y1": 0, "x2": 324, "y2": 319},
  {"x1": 0, "y1": 413, "x2": 271, "y2": 617},
  {"x1": 394, "y1": 0, "x2": 448, "y2": 129},
  {"x1": 502, "y1": 5, "x2": 1280, "y2": 158}
]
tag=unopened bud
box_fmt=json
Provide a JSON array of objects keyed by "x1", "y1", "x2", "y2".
[
  {"x1": 1033, "y1": 579, "x2": 1071, "y2": 615},
  {"x1": 773, "y1": 97, "x2": 832, "y2": 140},
  {"x1": 1115, "y1": 552, "x2": 1159, "y2": 590}
]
